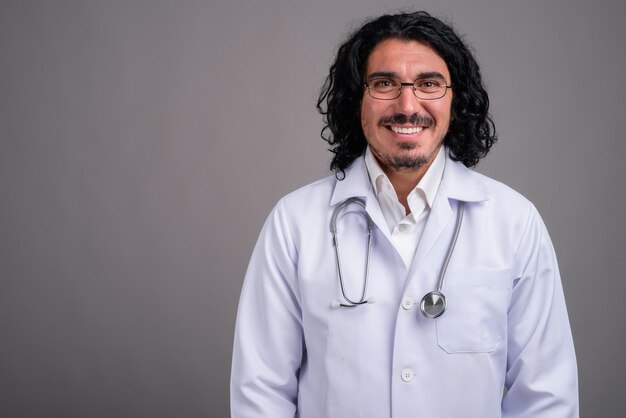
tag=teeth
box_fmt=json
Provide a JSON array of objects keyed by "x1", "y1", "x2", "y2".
[{"x1": 390, "y1": 126, "x2": 424, "y2": 134}]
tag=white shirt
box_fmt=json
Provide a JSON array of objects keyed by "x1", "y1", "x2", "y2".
[
  {"x1": 231, "y1": 151, "x2": 578, "y2": 418},
  {"x1": 364, "y1": 146, "x2": 445, "y2": 267}
]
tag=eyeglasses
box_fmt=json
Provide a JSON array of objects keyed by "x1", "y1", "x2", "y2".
[{"x1": 364, "y1": 77, "x2": 452, "y2": 100}]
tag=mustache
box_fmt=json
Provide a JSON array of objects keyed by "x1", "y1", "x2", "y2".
[{"x1": 379, "y1": 113, "x2": 435, "y2": 126}]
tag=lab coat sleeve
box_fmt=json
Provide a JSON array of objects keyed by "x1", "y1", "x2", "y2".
[
  {"x1": 503, "y1": 204, "x2": 579, "y2": 417},
  {"x1": 231, "y1": 199, "x2": 303, "y2": 418}
]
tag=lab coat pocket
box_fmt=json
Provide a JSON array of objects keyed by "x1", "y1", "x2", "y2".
[{"x1": 436, "y1": 267, "x2": 512, "y2": 354}]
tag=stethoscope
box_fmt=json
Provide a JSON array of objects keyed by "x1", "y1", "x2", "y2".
[{"x1": 330, "y1": 197, "x2": 465, "y2": 318}]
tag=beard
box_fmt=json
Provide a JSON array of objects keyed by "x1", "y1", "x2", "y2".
[{"x1": 372, "y1": 141, "x2": 437, "y2": 171}]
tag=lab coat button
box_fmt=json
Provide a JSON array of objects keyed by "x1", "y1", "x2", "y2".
[
  {"x1": 401, "y1": 368, "x2": 414, "y2": 382},
  {"x1": 401, "y1": 296, "x2": 414, "y2": 310}
]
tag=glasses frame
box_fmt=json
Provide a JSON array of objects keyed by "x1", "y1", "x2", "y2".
[{"x1": 363, "y1": 78, "x2": 453, "y2": 101}]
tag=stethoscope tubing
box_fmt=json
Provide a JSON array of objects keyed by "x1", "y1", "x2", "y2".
[
  {"x1": 330, "y1": 197, "x2": 465, "y2": 317},
  {"x1": 330, "y1": 197, "x2": 373, "y2": 307},
  {"x1": 419, "y1": 201, "x2": 465, "y2": 318},
  {"x1": 435, "y1": 201, "x2": 465, "y2": 293}
]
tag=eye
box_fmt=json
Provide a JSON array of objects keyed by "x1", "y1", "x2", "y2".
[
  {"x1": 416, "y1": 79, "x2": 444, "y2": 90},
  {"x1": 371, "y1": 78, "x2": 397, "y2": 89}
]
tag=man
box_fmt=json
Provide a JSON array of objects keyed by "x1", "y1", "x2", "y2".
[{"x1": 231, "y1": 11, "x2": 578, "y2": 418}]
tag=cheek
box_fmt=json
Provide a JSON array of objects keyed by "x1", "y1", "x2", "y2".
[
  {"x1": 359, "y1": 101, "x2": 367, "y2": 122},
  {"x1": 360, "y1": 112, "x2": 369, "y2": 128},
  {"x1": 444, "y1": 97, "x2": 454, "y2": 119},
  {"x1": 431, "y1": 101, "x2": 453, "y2": 125},
  {"x1": 360, "y1": 105, "x2": 371, "y2": 134},
  {"x1": 361, "y1": 117, "x2": 371, "y2": 141},
  {"x1": 360, "y1": 100, "x2": 383, "y2": 128}
]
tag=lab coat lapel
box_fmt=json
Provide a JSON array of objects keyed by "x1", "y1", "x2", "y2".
[
  {"x1": 411, "y1": 154, "x2": 489, "y2": 271},
  {"x1": 411, "y1": 185, "x2": 453, "y2": 267}
]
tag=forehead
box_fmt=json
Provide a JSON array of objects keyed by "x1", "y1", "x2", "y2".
[{"x1": 365, "y1": 38, "x2": 450, "y2": 78}]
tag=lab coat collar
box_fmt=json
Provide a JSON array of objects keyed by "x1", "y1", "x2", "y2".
[
  {"x1": 330, "y1": 148, "x2": 489, "y2": 206},
  {"x1": 329, "y1": 156, "x2": 372, "y2": 206},
  {"x1": 330, "y1": 157, "x2": 389, "y2": 244},
  {"x1": 439, "y1": 151, "x2": 489, "y2": 203}
]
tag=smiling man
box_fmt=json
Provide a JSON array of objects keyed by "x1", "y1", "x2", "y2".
[
  {"x1": 360, "y1": 38, "x2": 453, "y2": 211},
  {"x1": 231, "y1": 11, "x2": 578, "y2": 418}
]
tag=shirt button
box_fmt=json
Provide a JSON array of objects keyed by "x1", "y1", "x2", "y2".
[
  {"x1": 401, "y1": 368, "x2": 415, "y2": 382},
  {"x1": 401, "y1": 296, "x2": 415, "y2": 310}
]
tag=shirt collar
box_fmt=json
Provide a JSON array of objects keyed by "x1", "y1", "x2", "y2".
[
  {"x1": 364, "y1": 146, "x2": 387, "y2": 195},
  {"x1": 364, "y1": 145, "x2": 445, "y2": 211},
  {"x1": 330, "y1": 148, "x2": 488, "y2": 207}
]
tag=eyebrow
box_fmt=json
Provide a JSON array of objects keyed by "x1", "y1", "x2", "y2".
[
  {"x1": 366, "y1": 71, "x2": 397, "y2": 80},
  {"x1": 366, "y1": 71, "x2": 448, "y2": 81},
  {"x1": 416, "y1": 71, "x2": 447, "y2": 81}
]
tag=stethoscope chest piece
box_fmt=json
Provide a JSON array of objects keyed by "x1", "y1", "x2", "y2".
[{"x1": 420, "y1": 291, "x2": 447, "y2": 319}]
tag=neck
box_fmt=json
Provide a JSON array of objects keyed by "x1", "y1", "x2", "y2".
[{"x1": 383, "y1": 164, "x2": 431, "y2": 213}]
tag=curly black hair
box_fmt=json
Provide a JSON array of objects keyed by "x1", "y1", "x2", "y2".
[{"x1": 317, "y1": 11, "x2": 497, "y2": 175}]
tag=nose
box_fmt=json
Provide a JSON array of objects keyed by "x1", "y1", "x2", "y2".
[{"x1": 395, "y1": 84, "x2": 423, "y2": 115}]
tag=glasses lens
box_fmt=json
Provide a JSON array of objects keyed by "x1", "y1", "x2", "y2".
[
  {"x1": 414, "y1": 79, "x2": 447, "y2": 100},
  {"x1": 367, "y1": 78, "x2": 399, "y2": 100}
]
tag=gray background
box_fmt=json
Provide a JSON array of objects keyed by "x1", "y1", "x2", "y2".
[{"x1": 1, "y1": 0, "x2": 624, "y2": 417}]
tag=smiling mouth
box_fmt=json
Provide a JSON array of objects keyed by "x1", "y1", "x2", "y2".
[{"x1": 389, "y1": 126, "x2": 424, "y2": 134}]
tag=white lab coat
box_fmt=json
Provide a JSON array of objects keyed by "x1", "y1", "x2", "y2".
[{"x1": 231, "y1": 152, "x2": 578, "y2": 418}]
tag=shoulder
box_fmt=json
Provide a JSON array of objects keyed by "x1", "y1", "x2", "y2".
[
  {"x1": 445, "y1": 157, "x2": 534, "y2": 218},
  {"x1": 447, "y1": 161, "x2": 541, "y2": 245},
  {"x1": 258, "y1": 174, "x2": 339, "y2": 249},
  {"x1": 470, "y1": 169, "x2": 552, "y2": 255},
  {"x1": 265, "y1": 174, "x2": 338, "y2": 231},
  {"x1": 472, "y1": 170, "x2": 532, "y2": 209},
  {"x1": 278, "y1": 174, "x2": 337, "y2": 210}
]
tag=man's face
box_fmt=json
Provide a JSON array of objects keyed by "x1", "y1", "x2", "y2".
[{"x1": 360, "y1": 38, "x2": 453, "y2": 173}]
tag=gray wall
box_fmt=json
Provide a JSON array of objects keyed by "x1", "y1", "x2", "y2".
[{"x1": 1, "y1": 0, "x2": 624, "y2": 417}]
